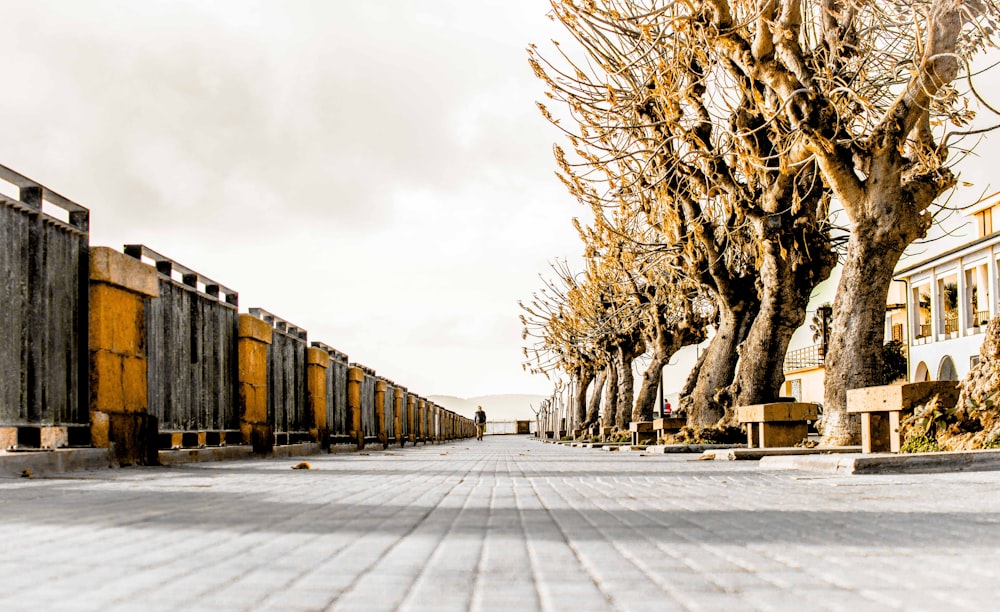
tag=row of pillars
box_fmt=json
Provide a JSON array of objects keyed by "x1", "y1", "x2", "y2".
[{"x1": 88, "y1": 246, "x2": 475, "y2": 464}]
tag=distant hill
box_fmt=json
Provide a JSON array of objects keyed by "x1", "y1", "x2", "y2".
[{"x1": 428, "y1": 394, "x2": 546, "y2": 421}]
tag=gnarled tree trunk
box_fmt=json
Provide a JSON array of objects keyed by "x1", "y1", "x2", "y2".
[
  {"x1": 572, "y1": 366, "x2": 594, "y2": 434},
  {"x1": 634, "y1": 307, "x2": 708, "y2": 422},
  {"x1": 584, "y1": 366, "x2": 606, "y2": 428},
  {"x1": 685, "y1": 298, "x2": 757, "y2": 427},
  {"x1": 729, "y1": 219, "x2": 835, "y2": 417},
  {"x1": 603, "y1": 361, "x2": 618, "y2": 429},
  {"x1": 823, "y1": 217, "x2": 915, "y2": 445},
  {"x1": 614, "y1": 341, "x2": 641, "y2": 430}
]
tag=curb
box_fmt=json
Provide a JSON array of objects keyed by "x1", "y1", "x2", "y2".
[
  {"x1": 704, "y1": 446, "x2": 862, "y2": 461},
  {"x1": 160, "y1": 442, "x2": 322, "y2": 465},
  {"x1": 0, "y1": 448, "x2": 113, "y2": 478},
  {"x1": 759, "y1": 448, "x2": 1000, "y2": 474},
  {"x1": 644, "y1": 444, "x2": 743, "y2": 454}
]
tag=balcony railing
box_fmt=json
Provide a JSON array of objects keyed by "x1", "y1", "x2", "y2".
[
  {"x1": 917, "y1": 323, "x2": 932, "y2": 338},
  {"x1": 784, "y1": 344, "x2": 824, "y2": 373},
  {"x1": 943, "y1": 316, "x2": 959, "y2": 334},
  {"x1": 973, "y1": 310, "x2": 991, "y2": 327}
]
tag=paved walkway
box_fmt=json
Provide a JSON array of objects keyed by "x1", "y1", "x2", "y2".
[{"x1": 2, "y1": 436, "x2": 1000, "y2": 611}]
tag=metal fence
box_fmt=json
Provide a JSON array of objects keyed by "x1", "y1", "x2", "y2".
[
  {"x1": 0, "y1": 165, "x2": 89, "y2": 427},
  {"x1": 783, "y1": 344, "x2": 825, "y2": 373},
  {"x1": 127, "y1": 245, "x2": 239, "y2": 433}
]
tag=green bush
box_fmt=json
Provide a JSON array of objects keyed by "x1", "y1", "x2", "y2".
[
  {"x1": 900, "y1": 433, "x2": 942, "y2": 454},
  {"x1": 983, "y1": 433, "x2": 1000, "y2": 449}
]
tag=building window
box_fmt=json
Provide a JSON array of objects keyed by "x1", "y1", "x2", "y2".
[
  {"x1": 914, "y1": 285, "x2": 932, "y2": 338},
  {"x1": 891, "y1": 323, "x2": 904, "y2": 343},
  {"x1": 786, "y1": 379, "x2": 802, "y2": 401},
  {"x1": 978, "y1": 209, "x2": 993, "y2": 237},
  {"x1": 972, "y1": 355, "x2": 981, "y2": 369}
]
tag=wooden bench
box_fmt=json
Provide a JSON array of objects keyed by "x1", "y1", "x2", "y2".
[
  {"x1": 846, "y1": 381, "x2": 959, "y2": 453},
  {"x1": 628, "y1": 421, "x2": 656, "y2": 445},
  {"x1": 653, "y1": 417, "x2": 687, "y2": 440},
  {"x1": 737, "y1": 403, "x2": 819, "y2": 448}
]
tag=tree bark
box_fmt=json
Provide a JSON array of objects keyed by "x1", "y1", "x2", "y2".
[
  {"x1": 603, "y1": 361, "x2": 619, "y2": 429},
  {"x1": 584, "y1": 366, "x2": 606, "y2": 428},
  {"x1": 634, "y1": 308, "x2": 708, "y2": 422},
  {"x1": 634, "y1": 352, "x2": 667, "y2": 423},
  {"x1": 614, "y1": 342, "x2": 638, "y2": 430},
  {"x1": 822, "y1": 218, "x2": 913, "y2": 445},
  {"x1": 687, "y1": 299, "x2": 757, "y2": 427},
  {"x1": 729, "y1": 222, "x2": 835, "y2": 414},
  {"x1": 572, "y1": 366, "x2": 594, "y2": 434}
]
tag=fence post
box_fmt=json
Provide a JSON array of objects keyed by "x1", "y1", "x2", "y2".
[
  {"x1": 238, "y1": 314, "x2": 273, "y2": 454},
  {"x1": 417, "y1": 398, "x2": 427, "y2": 444},
  {"x1": 348, "y1": 366, "x2": 365, "y2": 449},
  {"x1": 374, "y1": 379, "x2": 388, "y2": 449},
  {"x1": 394, "y1": 388, "x2": 405, "y2": 447},
  {"x1": 407, "y1": 395, "x2": 416, "y2": 444},
  {"x1": 88, "y1": 247, "x2": 159, "y2": 465},
  {"x1": 306, "y1": 347, "x2": 329, "y2": 449}
]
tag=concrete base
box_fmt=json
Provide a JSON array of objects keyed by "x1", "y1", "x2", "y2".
[
  {"x1": 642, "y1": 444, "x2": 744, "y2": 454},
  {"x1": 703, "y1": 446, "x2": 863, "y2": 461},
  {"x1": 759, "y1": 448, "x2": 1000, "y2": 474},
  {"x1": 0, "y1": 448, "x2": 113, "y2": 478},
  {"x1": 159, "y1": 445, "x2": 254, "y2": 465}
]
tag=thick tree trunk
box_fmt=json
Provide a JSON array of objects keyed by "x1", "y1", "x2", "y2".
[
  {"x1": 584, "y1": 366, "x2": 606, "y2": 428},
  {"x1": 614, "y1": 343, "x2": 636, "y2": 430},
  {"x1": 634, "y1": 310, "x2": 707, "y2": 422},
  {"x1": 730, "y1": 229, "x2": 835, "y2": 415},
  {"x1": 687, "y1": 302, "x2": 757, "y2": 427},
  {"x1": 572, "y1": 367, "x2": 594, "y2": 433},
  {"x1": 604, "y1": 362, "x2": 619, "y2": 428},
  {"x1": 634, "y1": 352, "x2": 667, "y2": 422},
  {"x1": 822, "y1": 220, "x2": 910, "y2": 445}
]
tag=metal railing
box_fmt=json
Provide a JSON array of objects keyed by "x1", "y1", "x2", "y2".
[
  {"x1": 973, "y1": 310, "x2": 991, "y2": 327},
  {"x1": 783, "y1": 344, "x2": 824, "y2": 373}
]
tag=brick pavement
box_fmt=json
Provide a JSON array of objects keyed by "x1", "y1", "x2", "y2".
[{"x1": 2, "y1": 436, "x2": 1000, "y2": 611}]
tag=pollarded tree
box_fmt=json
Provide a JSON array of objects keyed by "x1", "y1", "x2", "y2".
[
  {"x1": 677, "y1": 0, "x2": 1000, "y2": 443},
  {"x1": 533, "y1": 1, "x2": 839, "y2": 426},
  {"x1": 520, "y1": 259, "x2": 602, "y2": 431}
]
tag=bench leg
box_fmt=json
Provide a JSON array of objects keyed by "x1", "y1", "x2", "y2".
[
  {"x1": 861, "y1": 412, "x2": 891, "y2": 453},
  {"x1": 889, "y1": 410, "x2": 902, "y2": 453}
]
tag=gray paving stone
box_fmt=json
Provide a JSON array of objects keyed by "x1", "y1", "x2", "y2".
[{"x1": 2, "y1": 437, "x2": 1000, "y2": 610}]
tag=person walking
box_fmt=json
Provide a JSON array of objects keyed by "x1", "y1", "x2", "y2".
[{"x1": 474, "y1": 406, "x2": 486, "y2": 441}]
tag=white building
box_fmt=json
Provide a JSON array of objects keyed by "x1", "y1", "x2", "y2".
[{"x1": 893, "y1": 192, "x2": 1000, "y2": 382}]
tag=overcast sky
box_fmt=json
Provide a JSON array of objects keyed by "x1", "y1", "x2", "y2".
[
  {"x1": 3, "y1": 2, "x2": 999, "y2": 400},
  {"x1": 0, "y1": 1, "x2": 586, "y2": 399}
]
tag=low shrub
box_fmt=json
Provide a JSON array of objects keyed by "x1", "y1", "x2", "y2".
[{"x1": 900, "y1": 433, "x2": 942, "y2": 454}]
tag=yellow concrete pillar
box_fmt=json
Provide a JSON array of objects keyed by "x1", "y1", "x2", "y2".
[
  {"x1": 375, "y1": 379, "x2": 387, "y2": 449},
  {"x1": 306, "y1": 347, "x2": 329, "y2": 448},
  {"x1": 238, "y1": 314, "x2": 273, "y2": 454},
  {"x1": 407, "y1": 395, "x2": 416, "y2": 444},
  {"x1": 416, "y1": 399, "x2": 425, "y2": 443},
  {"x1": 89, "y1": 247, "x2": 159, "y2": 466},
  {"x1": 394, "y1": 388, "x2": 405, "y2": 447},
  {"x1": 348, "y1": 366, "x2": 364, "y2": 450}
]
